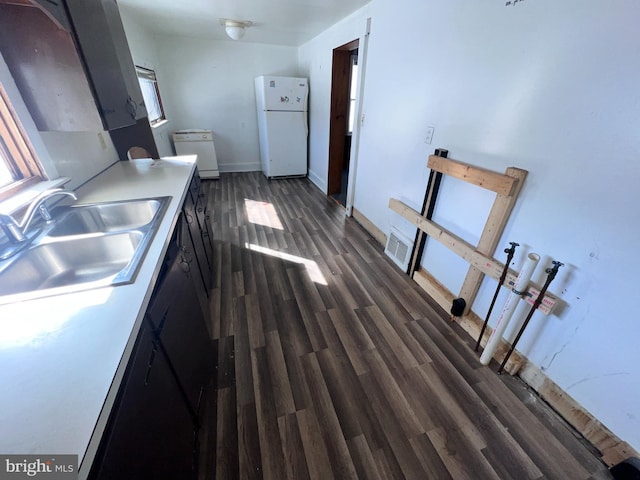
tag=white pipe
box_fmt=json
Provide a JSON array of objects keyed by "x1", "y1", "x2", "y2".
[{"x1": 479, "y1": 252, "x2": 540, "y2": 366}]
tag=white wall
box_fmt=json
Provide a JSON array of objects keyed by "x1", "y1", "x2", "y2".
[
  {"x1": 119, "y1": 5, "x2": 173, "y2": 158},
  {"x1": 0, "y1": 51, "x2": 118, "y2": 192},
  {"x1": 300, "y1": 0, "x2": 640, "y2": 452},
  {"x1": 152, "y1": 35, "x2": 299, "y2": 172},
  {"x1": 298, "y1": 7, "x2": 372, "y2": 192},
  {"x1": 39, "y1": 132, "x2": 119, "y2": 191},
  {"x1": 0, "y1": 52, "x2": 58, "y2": 181}
]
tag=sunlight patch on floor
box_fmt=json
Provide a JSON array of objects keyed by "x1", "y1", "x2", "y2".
[
  {"x1": 244, "y1": 199, "x2": 283, "y2": 230},
  {"x1": 245, "y1": 243, "x2": 327, "y2": 285}
]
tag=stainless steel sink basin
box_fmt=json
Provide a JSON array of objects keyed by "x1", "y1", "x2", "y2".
[
  {"x1": 48, "y1": 198, "x2": 166, "y2": 236},
  {"x1": 0, "y1": 232, "x2": 143, "y2": 296},
  {"x1": 0, "y1": 196, "x2": 171, "y2": 304}
]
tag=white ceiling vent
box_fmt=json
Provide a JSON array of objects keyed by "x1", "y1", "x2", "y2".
[{"x1": 384, "y1": 226, "x2": 413, "y2": 271}]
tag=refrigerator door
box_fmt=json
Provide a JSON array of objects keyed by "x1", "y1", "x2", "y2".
[
  {"x1": 257, "y1": 110, "x2": 307, "y2": 177},
  {"x1": 255, "y1": 76, "x2": 308, "y2": 112}
]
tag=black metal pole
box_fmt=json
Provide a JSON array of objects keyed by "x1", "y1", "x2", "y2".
[
  {"x1": 475, "y1": 242, "x2": 519, "y2": 351},
  {"x1": 407, "y1": 148, "x2": 447, "y2": 275},
  {"x1": 498, "y1": 260, "x2": 563, "y2": 374}
]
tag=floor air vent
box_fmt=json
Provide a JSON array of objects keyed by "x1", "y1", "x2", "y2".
[{"x1": 384, "y1": 227, "x2": 412, "y2": 271}]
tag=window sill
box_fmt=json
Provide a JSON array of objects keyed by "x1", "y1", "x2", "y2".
[
  {"x1": 0, "y1": 177, "x2": 71, "y2": 216},
  {"x1": 151, "y1": 119, "x2": 169, "y2": 129}
]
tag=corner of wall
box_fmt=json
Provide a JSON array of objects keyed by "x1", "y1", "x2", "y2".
[{"x1": 307, "y1": 169, "x2": 327, "y2": 193}]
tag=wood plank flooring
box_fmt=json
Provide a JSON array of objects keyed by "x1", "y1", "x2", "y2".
[{"x1": 201, "y1": 172, "x2": 611, "y2": 480}]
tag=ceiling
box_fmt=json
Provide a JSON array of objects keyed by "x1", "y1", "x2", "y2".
[{"x1": 117, "y1": 0, "x2": 371, "y2": 46}]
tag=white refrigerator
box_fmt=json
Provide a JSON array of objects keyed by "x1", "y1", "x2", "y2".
[{"x1": 255, "y1": 76, "x2": 309, "y2": 178}]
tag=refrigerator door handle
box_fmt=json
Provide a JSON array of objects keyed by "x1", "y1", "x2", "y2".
[{"x1": 304, "y1": 114, "x2": 309, "y2": 137}]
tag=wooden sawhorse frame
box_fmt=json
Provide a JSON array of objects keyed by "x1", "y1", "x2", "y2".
[{"x1": 389, "y1": 153, "x2": 558, "y2": 373}]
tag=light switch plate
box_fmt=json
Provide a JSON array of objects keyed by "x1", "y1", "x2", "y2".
[{"x1": 425, "y1": 126, "x2": 435, "y2": 144}]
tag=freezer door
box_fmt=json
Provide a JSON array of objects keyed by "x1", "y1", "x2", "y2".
[
  {"x1": 255, "y1": 76, "x2": 308, "y2": 112},
  {"x1": 257, "y1": 111, "x2": 307, "y2": 177}
]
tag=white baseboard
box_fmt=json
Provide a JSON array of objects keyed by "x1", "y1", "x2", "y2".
[
  {"x1": 307, "y1": 169, "x2": 327, "y2": 193},
  {"x1": 218, "y1": 162, "x2": 261, "y2": 173}
]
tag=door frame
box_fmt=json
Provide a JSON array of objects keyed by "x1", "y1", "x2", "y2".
[
  {"x1": 327, "y1": 17, "x2": 371, "y2": 216},
  {"x1": 345, "y1": 18, "x2": 371, "y2": 216}
]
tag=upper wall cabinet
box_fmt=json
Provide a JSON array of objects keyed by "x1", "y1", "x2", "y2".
[
  {"x1": 0, "y1": 0, "x2": 146, "y2": 131},
  {"x1": 0, "y1": 0, "x2": 104, "y2": 131},
  {"x1": 65, "y1": 0, "x2": 147, "y2": 130}
]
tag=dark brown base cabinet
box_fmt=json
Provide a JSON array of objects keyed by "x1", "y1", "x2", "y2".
[
  {"x1": 89, "y1": 322, "x2": 197, "y2": 480},
  {"x1": 90, "y1": 210, "x2": 213, "y2": 480},
  {"x1": 183, "y1": 173, "x2": 215, "y2": 320}
]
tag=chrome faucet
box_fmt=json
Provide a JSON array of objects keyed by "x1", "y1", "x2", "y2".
[{"x1": 0, "y1": 188, "x2": 77, "y2": 244}]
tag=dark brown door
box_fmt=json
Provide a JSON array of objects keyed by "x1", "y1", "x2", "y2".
[{"x1": 328, "y1": 40, "x2": 359, "y2": 205}]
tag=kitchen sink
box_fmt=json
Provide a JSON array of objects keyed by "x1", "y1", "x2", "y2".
[
  {"x1": 0, "y1": 232, "x2": 143, "y2": 296},
  {"x1": 0, "y1": 196, "x2": 171, "y2": 304},
  {"x1": 48, "y1": 198, "x2": 166, "y2": 236}
]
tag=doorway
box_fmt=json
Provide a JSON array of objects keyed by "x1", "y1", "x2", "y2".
[{"x1": 328, "y1": 40, "x2": 359, "y2": 207}]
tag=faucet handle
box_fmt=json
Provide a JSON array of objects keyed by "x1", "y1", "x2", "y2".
[
  {"x1": 38, "y1": 204, "x2": 53, "y2": 223},
  {"x1": 18, "y1": 188, "x2": 77, "y2": 232}
]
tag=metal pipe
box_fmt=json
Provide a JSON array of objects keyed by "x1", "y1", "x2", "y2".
[
  {"x1": 498, "y1": 260, "x2": 563, "y2": 374},
  {"x1": 479, "y1": 252, "x2": 540, "y2": 366},
  {"x1": 475, "y1": 241, "x2": 519, "y2": 351}
]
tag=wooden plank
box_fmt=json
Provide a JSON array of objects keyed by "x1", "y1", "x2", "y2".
[
  {"x1": 473, "y1": 381, "x2": 594, "y2": 479},
  {"x1": 412, "y1": 269, "x2": 524, "y2": 375},
  {"x1": 412, "y1": 268, "x2": 451, "y2": 315},
  {"x1": 458, "y1": 167, "x2": 528, "y2": 314},
  {"x1": 297, "y1": 408, "x2": 334, "y2": 479},
  {"x1": 519, "y1": 362, "x2": 640, "y2": 467},
  {"x1": 427, "y1": 155, "x2": 518, "y2": 196},
  {"x1": 265, "y1": 331, "x2": 296, "y2": 417},
  {"x1": 238, "y1": 403, "x2": 262, "y2": 478},
  {"x1": 251, "y1": 347, "x2": 288, "y2": 480},
  {"x1": 277, "y1": 413, "x2": 311, "y2": 480},
  {"x1": 390, "y1": 198, "x2": 558, "y2": 315},
  {"x1": 216, "y1": 387, "x2": 239, "y2": 479},
  {"x1": 301, "y1": 352, "x2": 359, "y2": 478},
  {"x1": 352, "y1": 207, "x2": 386, "y2": 246},
  {"x1": 347, "y1": 435, "x2": 384, "y2": 480}
]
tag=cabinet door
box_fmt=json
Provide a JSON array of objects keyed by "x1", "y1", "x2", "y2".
[
  {"x1": 183, "y1": 190, "x2": 212, "y2": 292},
  {"x1": 0, "y1": 3, "x2": 104, "y2": 131},
  {"x1": 179, "y1": 213, "x2": 210, "y2": 325},
  {"x1": 90, "y1": 323, "x2": 197, "y2": 480},
  {"x1": 194, "y1": 193, "x2": 214, "y2": 270},
  {"x1": 65, "y1": 0, "x2": 147, "y2": 130},
  {"x1": 146, "y1": 220, "x2": 213, "y2": 418},
  {"x1": 32, "y1": 0, "x2": 71, "y2": 30},
  {"x1": 189, "y1": 174, "x2": 214, "y2": 271}
]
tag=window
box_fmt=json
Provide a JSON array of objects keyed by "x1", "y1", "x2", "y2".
[
  {"x1": 136, "y1": 66, "x2": 166, "y2": 125},
  {"x1": 0, "y1": 82, "x2": 45, "y2": 200},
  {"x1": 347, "y1": 52, "x2": 358, "y2": 134}
]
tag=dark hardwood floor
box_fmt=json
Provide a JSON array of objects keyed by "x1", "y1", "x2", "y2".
[{"x1": 201, "y1": 172, "x2": 611, "y2": 480}]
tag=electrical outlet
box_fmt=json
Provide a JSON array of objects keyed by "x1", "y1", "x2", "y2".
[
  {"x1": 424, "y1": 126, "x2": 435, "y2": 144},
  {"x1": 97, "y1": 132, "x2": 107, "y2": 150}
]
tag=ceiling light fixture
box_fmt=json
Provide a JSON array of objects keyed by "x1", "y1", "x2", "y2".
[{"x1": 220, "y1": 19, "x2": 253, "y2": 41}]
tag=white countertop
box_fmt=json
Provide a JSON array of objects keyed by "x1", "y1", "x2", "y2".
[{"x1": 0, "y1": 156, "x2": 198, "y2": 479}]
